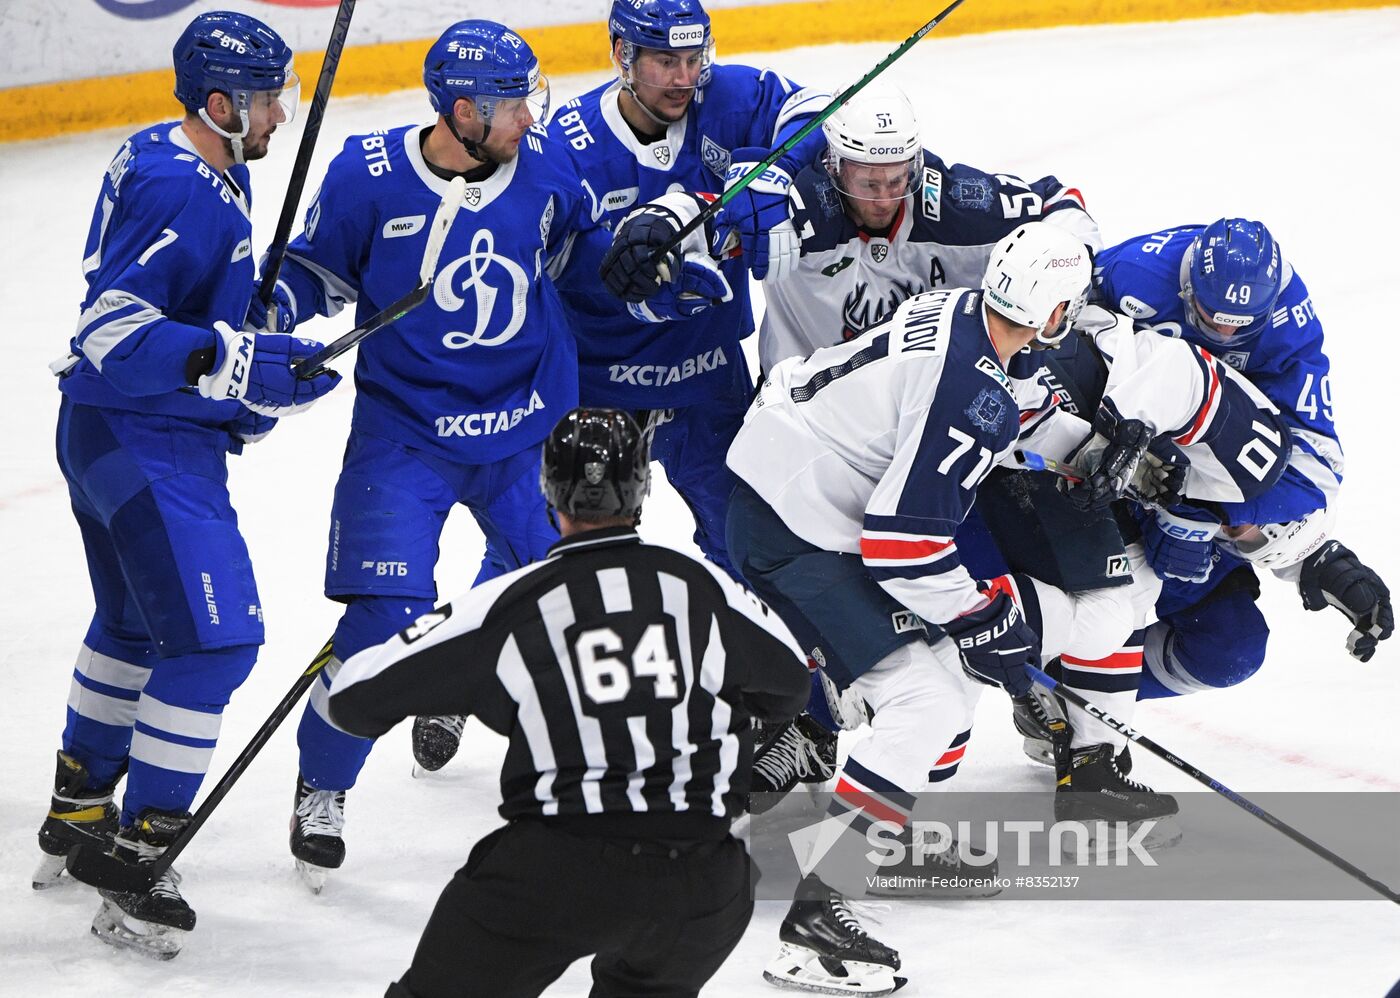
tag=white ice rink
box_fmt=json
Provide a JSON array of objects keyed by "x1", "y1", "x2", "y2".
[{"x1": 2, "y1": 9, "x2": 1399, "y2": 996}]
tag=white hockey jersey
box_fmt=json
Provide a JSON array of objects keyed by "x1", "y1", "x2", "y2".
[
  {"x1": 759, "y1": 150, "x2": 1102, "y2": 373},
  {"x1": 728, "y1": 288, "x2": 1076, "y2": 625}
]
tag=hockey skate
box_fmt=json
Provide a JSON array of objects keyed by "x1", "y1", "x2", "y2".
[
  {"x1": 290, "y1": 775, "x2": 346, "y2": 894},
  {"x1": 764, "y1": 874, "x2": 905, "y2": 995},
  {"x1": 33, "y1": 751, "x2": 119, "y2": 890},
  {"x1": 90, "y1": 810, "x2": 195, "y2": 960},
  {"x1": 864, "y1": 826, "x2": 1002, "y2": 899},
  {"x1": 1054, "y1": 743, "x2": 1181, "y2": 859},
  {"x1": 1010, "y1": 693, "x2": 1064, "y2": 768},
  {"x1": 749, "y1": 715, "x2": 839, "y2": 815},
  {"x1": 411, "y1": 714, "x2": 466, "y2": 775}
]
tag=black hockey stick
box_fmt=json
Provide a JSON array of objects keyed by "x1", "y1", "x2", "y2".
[
  {"x1": 646, "y1": 0, "x2": 968, "y2": 271},
  {"x1": 256, "y1": 0, "x2": 357, "y2": 311},
  {"x1": 1028, "y1": 665, "x2": 1400, "y2": 904},
  {"x1": 291, "y1": 175, "x2": 468, "y2": 378},
  {"x1": 66, "y1": 639, "x2": 338, "y2": 893}
]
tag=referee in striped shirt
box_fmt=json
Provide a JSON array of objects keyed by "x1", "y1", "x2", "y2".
[{"x1": 329, "y1": 408, "x2": 811, "y2": 998}]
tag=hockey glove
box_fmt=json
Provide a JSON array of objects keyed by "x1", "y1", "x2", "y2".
[
  {"x1": 197, "y1": 322, "x2": 340, "y2": 417},
  {"x1": 243, "y1": 281, "x2": 297, "y2": 333},
  {"x1": 944, "y1": 591, "x2": 1038, "y2": 697},
  {"x1": 1130, "y1": 438, "x2": 1189, "y2": 509},
  {"x1": 225, "y1": 410, "x2": 278, "y2": 453},
  {"x1": 1061, "y1": 409, "x2": 1152, "y2": 512},
  {"x1": 717, "y1": 150, "x2": 802, "y2": 282},
  {"x1": 1297, "y1": 540, "x2": 1394, "y2": 662},
  {"x1": 600, "y1": 193, "x2": 729, "y2": 314},
  {"x1": 1144, "y1": 505, "x2": 1221, "y2": 583}
]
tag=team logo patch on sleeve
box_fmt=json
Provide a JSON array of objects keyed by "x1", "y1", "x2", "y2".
[
  {"x1": 950, "y1": 176, "x2": 994, "y2": 212},
  {"x1": 965, "y1": 387, "x2": 1008, "y2": 432}
]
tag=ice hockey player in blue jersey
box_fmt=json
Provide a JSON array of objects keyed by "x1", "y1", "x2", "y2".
[
  {"x1": 36, "y1": 11, "x2": 338, "y2": 959},
  {"x1": 1092, "y1": 220, "x2": 1390, "y2": 699},
  {"x1": 549, "y1": 0, "x2": 829, "y2": 579},
  {"x1": 261, "y1": 20, "x2": 598, "y2": 890}
]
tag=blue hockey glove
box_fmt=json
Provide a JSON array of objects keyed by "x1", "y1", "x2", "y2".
[
  {"x1": 243, "y1": 281, "x2": 297, "y2": 333},
  {"x1": 1061, "y1": 409, "x2": 1152, "y2": 512},
  {"x1": 600, "y1": 194, "x2": 724, "y2": 305},
  {"x1": 1144, "y1": 506, "x2": 1221, "y2": 583},
  {"x1": 943, "y1": 591, "x2": 1038, "y2": 697},
  {"x1": 716, "y1": 149, "x2": 802, "y2": 282},
  {"x1": 627, "y1": 254, "x2": 733, "y2": 322},
  {"x1": 197, "y1": 322, "x2": 340, "y2": 416},
  {"x1": 1297, "y1": 540, "x2": 1394, "y2": 662},
  {"x1": 224, "y1": 410, "x2": 278, "y2": 454}
]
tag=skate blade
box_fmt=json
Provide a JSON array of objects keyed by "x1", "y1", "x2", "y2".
[
  {"x1": 1059, "y1": 815, "x2": 1183, "y2": 861},
  {"x1": 1021, "y1": 736, "x2": 1055, "y2": 767},
  {"x1": 33, "y1": 852, "x2": 70, "y2": 891},
  {"x1": 295, "y1": 859, "x2": 329, "y2": 895},
  {"x1": 762, "y1": 944, "x2": 903, "y2": 996},
  {"x1": 91, "y1": 901, "x2": 184, "y2": 960}
]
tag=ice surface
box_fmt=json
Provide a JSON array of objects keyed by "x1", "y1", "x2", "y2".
[{"x1": 2, "y1": 10, "x2": 1398, "y2": 996}]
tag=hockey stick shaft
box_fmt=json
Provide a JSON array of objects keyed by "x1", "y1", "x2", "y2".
[
  {"x1": 1028, "y1": 665, "x2": 1400, "y2": 904},
  {"x1": 257, "y1": 0, "x2": 357, "y2": 310},
  {"x1": 66, "y1": 639, "x2": 337, "y2": 891},
  {"x1": 649, "y1": 0, "x2": 968, "y2": 268},
  {"x1": 1014, "y1": 449, "x2": 1085, "y2": 483},
  {"x1": 292, "y1": 175, "x2": 467, "y2": 378}
]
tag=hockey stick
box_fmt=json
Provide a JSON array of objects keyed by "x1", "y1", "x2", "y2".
[
  {"x1": 1014, "y1": 449, "x2": 1085, "y2": 483},
  {"x1": 1027, "y1": 664, "x2": 1400, "y2": 904},
  {"x1": 647, "y1": 0, "x2": 969, "y2": 270},
  {"x1": 257, "y1": 0, "x2": 357, "y2": 311},
  {"x1": 292, "y1": 175, "x2": 468, "y2": 378},
  {"x1": 66, "y1": 639, "x2": 338, "y2": 893}
]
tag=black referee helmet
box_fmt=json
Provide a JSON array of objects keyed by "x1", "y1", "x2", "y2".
[{"x1": 541, "y1": 408, "x2": 651, "y2": 522}]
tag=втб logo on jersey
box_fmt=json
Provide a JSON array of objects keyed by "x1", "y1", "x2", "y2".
[{"x1": 435, "y1": 229, "x2": 529, "y2": 349}]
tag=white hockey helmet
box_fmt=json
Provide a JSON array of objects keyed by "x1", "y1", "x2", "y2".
[
  {"x1": 822, "y1": 81, "x2": 921, "y2": 201},
  {"x1": 982, "y1": 222, "x2": 1092, "y2": 346}
]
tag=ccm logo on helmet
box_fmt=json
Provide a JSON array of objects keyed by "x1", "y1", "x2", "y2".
[{"x1": 1047, "y1": 255, "x2": 1083, "y2": 268}]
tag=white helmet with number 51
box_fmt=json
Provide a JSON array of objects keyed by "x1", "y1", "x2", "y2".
[
  {"x1": 822, "y1": 81, "x2": 921, "y2": 202},
  {"x1": 982, "y1": 223, "x2": 1092, "y2": 346}
]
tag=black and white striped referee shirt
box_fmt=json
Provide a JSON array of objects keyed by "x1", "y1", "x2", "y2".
[{"x1": 328, "y1": 526, "x2": 811, "y2": 839}]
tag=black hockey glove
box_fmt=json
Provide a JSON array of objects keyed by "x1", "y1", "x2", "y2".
[
  {"x1": 1130, "y1": 438, "x2": 1189, "y2": 509},
  {"x1": 1297, "y1": 540, "x2": 1394, "y2": 662},
  {"x1": 944, "y1": 591, "x2": 1038, "y2": 697},
  {"x1": 600, "y1": 202, "x2": 687, "y2": 303},
  {"x1": 1061, "y1": 409, "x2": 1152, "y2": 512}
]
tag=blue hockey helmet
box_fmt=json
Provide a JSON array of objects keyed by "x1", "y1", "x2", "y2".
[
  {"x1": 1181, "y1": 218, "x2": 1283, "y2": 345},
  {"x1": 172, "y1": 11, "x2": 298, "y2": 163},
  {"x1": 423, "y1": 21, "x2": 550, "y2": 125},
  {"x1": 609, "y1": 0, "x2": 714, "y2": 89}
]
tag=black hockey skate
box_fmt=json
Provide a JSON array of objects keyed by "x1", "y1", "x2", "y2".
[
  {"x1": 411, "y1": 714, "x2": 467, "y2": 774},
  {"x1": 1054, "y1": 743, "x2": 1181, "y2": 858},
  {"x1": 1010, "y1": 693, "x2": 1065, "y2": 768},
  {"x1": 749, "y1": 715, "x2": 839, "y2": 815},
  {"x1": 864, "y1": 825, "x2": 1001, "y2": 899},
  {"x1": 290, "y1": 775, "x2": 346, "y2": 894},
  {"x1": 91, "y1": 809, "x2": 195, "y2": 960},
  {"x1": 33, "y1": 751, "x2": 119, "y2": 890},
  {"x1": 764, "y1": 874, "x2": 905, "y2": 995}
]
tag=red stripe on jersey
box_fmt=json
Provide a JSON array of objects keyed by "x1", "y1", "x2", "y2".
[
  {"x1": 933, "y1": 744, "x2": 967, "y2": 767},
  {"x1": 1062, "y1": 651, "x2": 1144, "y2": 670},
  {"x1": 1061, "y1": 187, "x2": 1086, "y2": 209},
  {"x1": 1174, "y1": 352, "x2": 1220, "y2": 446},
  {"x1": 979, "y1": 574, "x2": 1020, "y2": 606},
  {"x1": 860, "y1": 536, "x2": 954, "y2": 561},
  {"x1": 835, "y1": 778, "x2": 909, "y2": 826}
]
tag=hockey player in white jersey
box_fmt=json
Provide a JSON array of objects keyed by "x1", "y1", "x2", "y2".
[
  {"x1": 759, "y1": 81, "x2": 1101, "y2": 372},
  {"x1": 726, "y1": 223, "x2": 1166, "y2": 994}
]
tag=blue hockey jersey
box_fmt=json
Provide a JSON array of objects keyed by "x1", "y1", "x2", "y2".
[
  {"x1": 60, "y1": 123, "x2": 254, "y2": 426},
  {"x1": 278, "y1": 124, "x2": 593, "y2": 463},
  {"x1": 545, "y1": 65, "x2": 826, "y2": 408}
]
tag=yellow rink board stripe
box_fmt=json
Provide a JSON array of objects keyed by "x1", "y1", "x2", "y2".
[{"x1": 3, "y1": 0, "x2": 1394, "y2": 142}]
